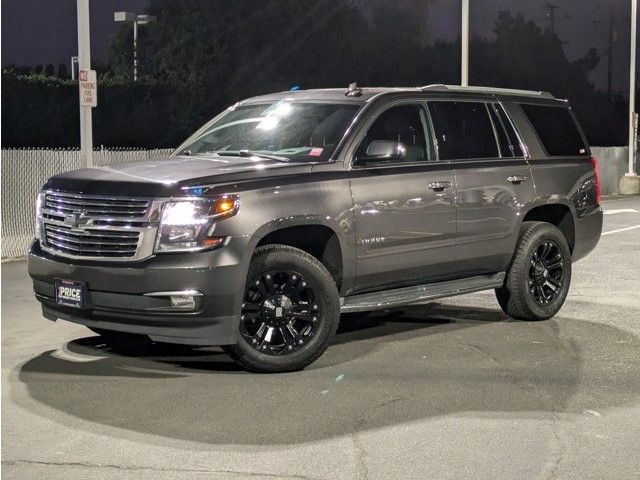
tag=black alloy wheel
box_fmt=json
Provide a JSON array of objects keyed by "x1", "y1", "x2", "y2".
[
  {"x1": 528, "y1": 240, "x2": 565, "y2": 306},
  {"x1": 224, "y1": 245, "x2": 340, "y2": 372},
  {"x1": 240, "y1": 270, "x2": 320, "y2": 355},
  {"x1": 496, "y1": 221, "x2": 572, "y2": 321}
]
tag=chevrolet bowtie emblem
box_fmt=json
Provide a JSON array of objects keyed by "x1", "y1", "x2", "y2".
[{"x1": 64, "y1": 212, "x2": 92, "y2": 228}]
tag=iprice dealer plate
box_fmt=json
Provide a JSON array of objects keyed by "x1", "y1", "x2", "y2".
[{"x1": 55, "y1": 279, "x2": 87, "y2": 309}]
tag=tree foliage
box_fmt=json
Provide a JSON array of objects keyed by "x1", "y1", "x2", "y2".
[
  {"x1": 2, "y1": 3, "x2": 628, "y2": 147},
  {"x1": 105, "y1": 3, "x2": 622, "y2": 145},
  {"x1": 1, "y1": 71, "x2": 179, "y2": 147},
  {"x1": 470, "y1": 13, "x2": 619, "y2": 145}
]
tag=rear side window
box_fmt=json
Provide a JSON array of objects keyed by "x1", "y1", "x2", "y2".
[
  {"x1": 428, "y1": 101, "x2": 499, "y2": 160},
  {"x1": 521, "y1": 104, "x2": 587, "y2": 156}
]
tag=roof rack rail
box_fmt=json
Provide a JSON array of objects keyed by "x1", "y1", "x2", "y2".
[{"x1": 419, "y1": 84, "x2": 555, "y2": 99}]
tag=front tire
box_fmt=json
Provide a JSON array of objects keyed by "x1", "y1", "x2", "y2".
[
  {"x1": 224, "y1": 245, "x2": 340, "y2": 373},
  {"x1": 496, "y1": 221, "x2": 572, "y2": 321}
]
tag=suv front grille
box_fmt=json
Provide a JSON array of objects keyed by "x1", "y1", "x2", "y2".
[
  {"x1": 40, "y1": 191, "x2": 161, "y2": 261},
  {"x1": 43, "y1": 224, "x2": 141, "y2": 258},
  {"x1": 44, "y1": 192, "x2": 150, "y2": 219}
]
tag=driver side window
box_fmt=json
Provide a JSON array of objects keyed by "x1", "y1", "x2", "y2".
[{"x1": 355, "y1": 104, "x2": 435, "y2": 164}]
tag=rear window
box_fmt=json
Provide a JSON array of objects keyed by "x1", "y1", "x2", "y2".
[
  {"x1": 521, "y1": 104, "x2": 587, "y2": 156},
  {"x1": 428, "y1": 101, "x2": 499, "y2": 160}
]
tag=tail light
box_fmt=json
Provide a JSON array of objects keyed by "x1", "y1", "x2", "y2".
[{"x1": 591, "y1": 156, "x2": 601, "y2": 204}]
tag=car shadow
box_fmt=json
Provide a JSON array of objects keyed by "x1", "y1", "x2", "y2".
[{"x1": 16, "y1": 301, "x2": 640, "y2": 446}]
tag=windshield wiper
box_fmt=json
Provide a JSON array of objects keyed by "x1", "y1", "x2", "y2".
[{"x1": 213, "y1": 150, "x2": 290, "y2": 163}]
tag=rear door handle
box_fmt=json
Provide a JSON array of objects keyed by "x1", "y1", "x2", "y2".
[
  {"x1": 507, "y1": 175, "x2": 528, "y2": 185},
  {"x1": 427, "y1": 180, "x2": 452, "y2": 192}
]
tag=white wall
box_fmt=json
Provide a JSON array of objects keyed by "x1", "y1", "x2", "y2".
[{"x1": 591, "y1": 146, "x2": 629, "y2": 196}]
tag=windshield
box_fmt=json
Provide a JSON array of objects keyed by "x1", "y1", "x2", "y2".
[{"x1": 178, "y1": 101, "x2": 361, "y2": 162}]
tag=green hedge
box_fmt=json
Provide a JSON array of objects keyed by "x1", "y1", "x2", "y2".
[{"x1": 1, "y1": 72, "x2": 194, "y2": 148}]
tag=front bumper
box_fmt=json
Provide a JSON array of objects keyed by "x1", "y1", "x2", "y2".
[{"x1": 28, "y1": 240, "x2": 247, "y2": 345}]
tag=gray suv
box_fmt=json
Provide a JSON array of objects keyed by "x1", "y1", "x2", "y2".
[{"x1": 28, "y1": 84, "x2": 603, "y2": 372}]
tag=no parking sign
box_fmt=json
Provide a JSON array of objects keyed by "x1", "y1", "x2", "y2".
[{"x1": 79, "y1": 69, "x2": 97, "y2": 107}]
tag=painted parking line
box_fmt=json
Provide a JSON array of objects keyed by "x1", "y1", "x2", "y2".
[
  {"x1": 601, "y1": 195, "x2": 640, "y2": 202},
  {"x1": 601, "y1": 225, "x2": 640, "y2": 236},
  {"x1": 603, "y1": 209, "x2": 639, "y2": 215}
]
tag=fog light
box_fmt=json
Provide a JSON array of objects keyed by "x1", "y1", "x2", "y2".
[
  {"x1": 170, "y1": 295, "x2": 196, "y2": 310},
  {"x1": 144, "y1": 290, "x2": 202, "y2": 311}
]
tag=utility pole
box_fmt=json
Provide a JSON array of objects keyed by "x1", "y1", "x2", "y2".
[
  {"x1": 607, "y1": 1, "x2": 617, "y2": 100},
  {"x1": 544, "y1": 2, "x2": 559, "y2": 34},
  {"x1": 629, "y1": 0, "x2": 638, "y2": 176},
  {"x1": 77, "y1": 0, "x2": 93, "y2": 168},
  {"x1": 461, "y1": 0, "x2": 469, "y2": 86}
]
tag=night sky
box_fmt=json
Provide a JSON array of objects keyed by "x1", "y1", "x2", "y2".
[
  {"x1": 1, "y1": 0, "x2": 148, "y2": 67},
  {"x1": 1, "y1": 0, "x2": 634, "y2": 93},
  {"x1": 428, "y1": 0, "x2": 633, "y2": 94}
]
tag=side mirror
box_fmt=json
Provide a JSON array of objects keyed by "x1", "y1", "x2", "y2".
[{"x1": 357, "y1": 140, "x2": 407, "y2": 164}]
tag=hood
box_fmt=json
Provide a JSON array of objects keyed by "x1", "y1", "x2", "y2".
[{"x1": 44, "y1": 155, "x2": 313, "y2": 196}]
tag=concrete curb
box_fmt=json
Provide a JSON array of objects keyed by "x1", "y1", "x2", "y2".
[{"x1": 619, "y1": 175, "x2": 640, "y2": 195}]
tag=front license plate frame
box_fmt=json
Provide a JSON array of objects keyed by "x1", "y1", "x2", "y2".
[{"x1": 55, "y1": 279, "x2": 87, "y2": 309}]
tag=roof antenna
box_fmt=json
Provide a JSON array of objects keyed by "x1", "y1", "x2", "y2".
[{"x1": 345, "y1": 82, "x2": 362, "y2": 97}]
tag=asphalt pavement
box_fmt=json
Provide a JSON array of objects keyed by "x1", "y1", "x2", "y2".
[{"x1": 2, "y1": 196, "x2": 640, "y2": 480}]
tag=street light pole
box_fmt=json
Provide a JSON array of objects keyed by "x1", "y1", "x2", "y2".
[
  {"x1": 133, "y1": 20, "x2": 138, "y2": 81},
  {"x1": 70, "y1": 56, "x2": 78, "y2": 80},
  {"x1": 77, "y1": 0, "x2": 93, "y2": 168},
  {"x1": 461, "y1": 0, "x2": 469, "y2": 86},
  {"x1": 628, "y1": 0, "x2": 638, "y2": 176},
  {"x1": 114, "y1": 12, "x2": 155, "y2": 82}
]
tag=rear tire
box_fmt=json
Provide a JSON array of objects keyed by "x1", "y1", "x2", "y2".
[
  {"x1": 496, "y1": 221, "x2": 572, "y2": 321},
  {"x1": 224, "y1": 245, "x2": 340, "y2": 373}
]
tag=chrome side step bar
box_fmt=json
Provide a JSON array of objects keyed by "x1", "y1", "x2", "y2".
[{"x1": 340, "y1": 272, "x2": 506, "y2": 313}]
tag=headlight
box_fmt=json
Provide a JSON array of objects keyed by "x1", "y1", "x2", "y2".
[
  {"x1": 35, "y1": 192, "x2": 44, "y2": 240},
  {"x1": 154, "y1": 196, "x2": 238, "y2": 253}
]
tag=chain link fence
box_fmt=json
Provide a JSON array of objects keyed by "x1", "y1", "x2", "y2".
[
  {"x1": 1, "y1": 145, "x2": 634, "y2": 260},
  {"x1": 1, "y1": 148, "x2": 172, "y2": 260}
]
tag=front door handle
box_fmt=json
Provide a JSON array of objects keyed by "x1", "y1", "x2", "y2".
[
  {"x1": 507, "y1": 175, "x2": 528, "y2": 185},
  {"x1": 427, "y1": 180, "x2": 452, "y2": 192}
]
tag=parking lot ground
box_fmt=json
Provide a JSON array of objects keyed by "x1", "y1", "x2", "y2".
[{"x1": 2, "y1": 196, "x2": 640, "y2": 480}]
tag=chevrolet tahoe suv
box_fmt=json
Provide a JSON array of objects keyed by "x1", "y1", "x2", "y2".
[{"x1": 28, "y1": 84, "x2": 603, "y2": 372}]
